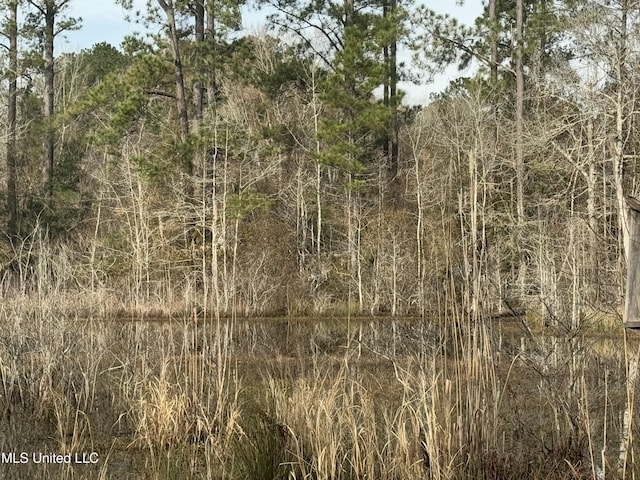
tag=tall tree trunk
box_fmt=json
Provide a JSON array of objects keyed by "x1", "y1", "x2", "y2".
[
  {"x1": 586, "y1": 116, "x2": 598, "y2": 298},
  {"x1": 205, "y1": 0, "x2": 217, "y2": 106},
  {"x1": 311, "y1": 67, "x2": 322, "y2": 259},
  {"x1": 382, "y1": 0, "x2": 399, "y2": 201},
  {"x1": 26, "y1": 0, "x2": 78, "y2": 200},
  {"x1": 7, "y1": 0, "x2": 18, "y2": 235},
  {"x1": 614, "y1": 0, "x2": 630, "y2": 264},
  {"x1": 382, "y1": 2, "x2": 389, "y2": 163},
  {"x1": 515, "y1": 0, "x2": 526, "y2": 296},
  {"x1": 193, "y1": 0, "x2": 205, "y2": 122},
  {"x1": 43, "y1": 1, "x2": 55, "y2": 199},
  {"x1": 535, "y1": 0, "x2": 548, "y2": 71},
  {"x1": 156, "y1": 0, "x2": 191, "y2": 174},
  {"x1": 389, "y1": 0, "x2": 398, "y2": 188},
  {"x1": 489, "y1": 0, "x2": 497, "y2": 84},
  {"x1": 344, "y1": 0, "x2": 353, "y2": 28},
  {"x1": 487, "y1": 0, "x2": 499, "y2": 311},
  {"x1": 346, "y1": 175, "x2": 363, "y2": 313}
]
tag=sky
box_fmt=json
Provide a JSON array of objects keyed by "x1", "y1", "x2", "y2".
[{"x1": 59, "y1": 0, "x2": 485, "y2": 104}]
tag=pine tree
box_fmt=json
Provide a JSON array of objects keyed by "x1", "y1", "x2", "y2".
[
  {"x1": 24, "y1": 0, "x2": 79, "y2": 199},
  {"x1": 0, "y1": 0, "x2": 19, "y2": 235},
  {"x1": 262, "y1": 0, "x2": 409, "y2": 188}
]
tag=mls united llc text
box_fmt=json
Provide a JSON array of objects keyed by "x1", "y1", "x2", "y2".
[{"x1": 0, "y1": 451, "x2": 99, "y2": 464}]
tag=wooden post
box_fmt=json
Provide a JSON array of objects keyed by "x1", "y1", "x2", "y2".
[{"x1": 624, "y1": 196, "x2": 640, "y2": 328}]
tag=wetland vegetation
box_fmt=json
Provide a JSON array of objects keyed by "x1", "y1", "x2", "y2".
[
  {"x1": 0, "y1": 302, "x2": 638, "y2": 480},
  {"x1": 2, "y1": 0, "x2": 640, "y2": 478},
  {"x1": 0, "y1": 257, "x2": 630, "y2": 480}
]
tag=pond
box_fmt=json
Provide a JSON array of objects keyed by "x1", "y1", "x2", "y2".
[{"x1": 0, "y1": 312, "x2": 635, "y2": 479}]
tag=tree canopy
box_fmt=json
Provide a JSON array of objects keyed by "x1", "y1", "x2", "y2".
[{"x1": 0, "y1": 0, "x2": 636, "y2": 323}]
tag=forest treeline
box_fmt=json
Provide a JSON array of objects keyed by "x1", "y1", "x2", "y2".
[{"x1": 0, "y1": 0, "x2": 636, "y2": 322}]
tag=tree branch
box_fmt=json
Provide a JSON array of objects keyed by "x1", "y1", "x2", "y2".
[
  {"x1": 267, "y1": 1, "x2": 343, "y2": 54},
  {"x1": 434, "y1": 32, "x2": 515, "y2": 77},
  {"x1": 26, "y1": 0, "x2": 46, "y2": 16},
  {"x1": 271, "y1": 18, "x2": 337, "y2": 72},
  {"x1": 146, "y1": 89, "x2": 176, "y2": 99}
]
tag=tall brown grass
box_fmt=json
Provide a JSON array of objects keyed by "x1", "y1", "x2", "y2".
[{"x1": 0, "y1": 272, "x2": 635, "y2": 479}]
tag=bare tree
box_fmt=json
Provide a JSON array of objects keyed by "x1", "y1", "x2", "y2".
[{"x1": 515, "y1": 0, "x2": 526, "y2": 295}]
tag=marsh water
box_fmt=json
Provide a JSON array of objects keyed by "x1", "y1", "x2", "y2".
[{"x1": 0, "y1": 313, "x2": 635, "y2": 479}]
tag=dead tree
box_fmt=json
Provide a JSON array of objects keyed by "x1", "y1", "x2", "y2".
[{"x1": 624, "y1": 196, "x2": 640, "y2": 328}]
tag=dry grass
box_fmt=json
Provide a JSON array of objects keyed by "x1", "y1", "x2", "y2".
[{"x1": 0, "y1": 287, "x2": 635, "y2": 479}]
